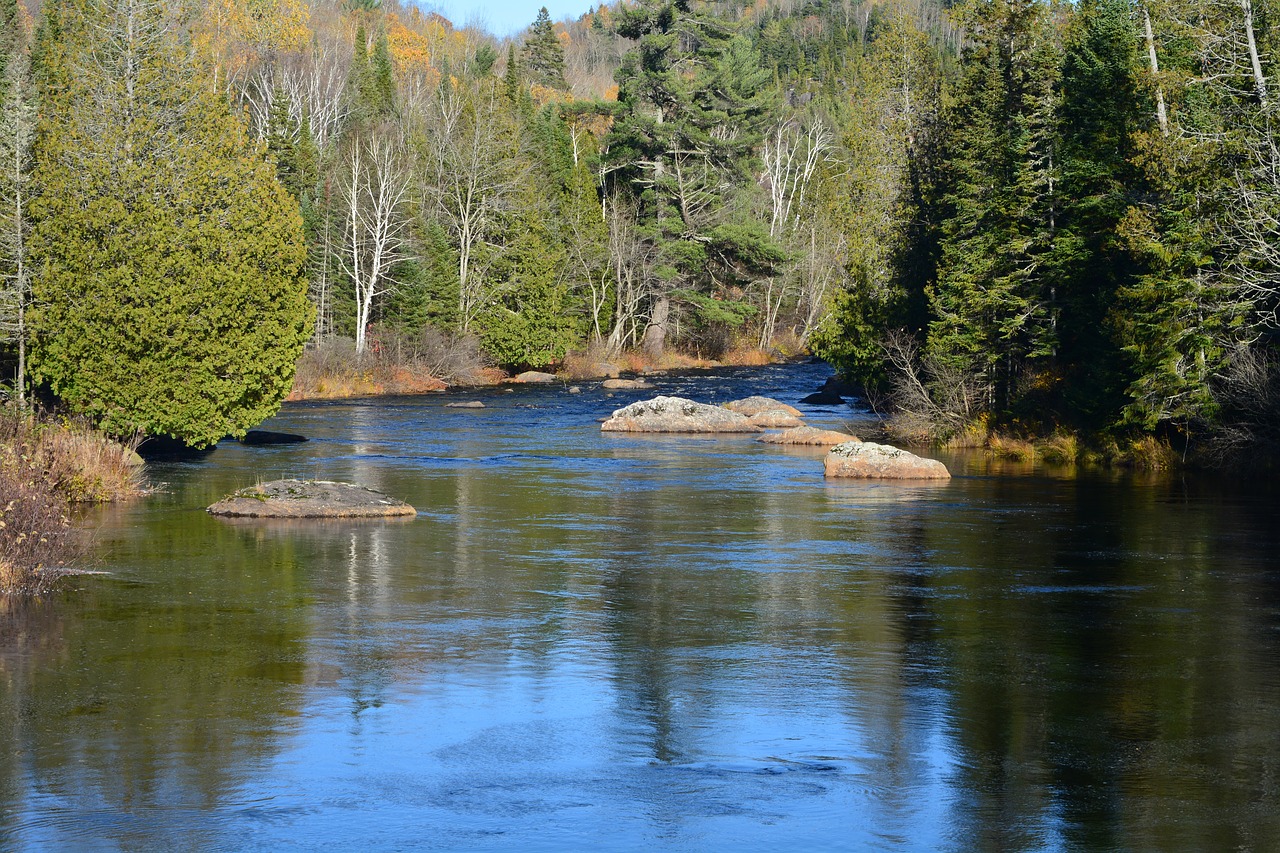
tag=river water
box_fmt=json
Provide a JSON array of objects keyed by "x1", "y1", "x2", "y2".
[{"x1": 2, "y1": 361, "x2": 1279, "y2": 851}]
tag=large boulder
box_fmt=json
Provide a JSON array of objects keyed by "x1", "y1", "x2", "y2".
[
  {"x1": 601, "y1": 396, "x2": 760, "y2": 433},
  {"x1": 511, "y1": 370, "x2": 558, "y2": 384},
  {"x1": 208, "y1": 479, "x2": 417, "y2": 518},
  {"x1": 800, "y1": 377, "x2": 851, "y2": 406},
  {"x1": 603, "y1": 378, "x2": 654, "y2": 390},
  {"x1": 748, "y1": 409, "x2": 805, "y2": 429},
  {"x1": 824, "y1": 442, "x2": 950, "y2": 480},
  {"x1": 758, "y1": 426, "x2": 860, "y2": 446},
  {"x1": 724, "y1": 396, "x2": 803, "y2": 417}
]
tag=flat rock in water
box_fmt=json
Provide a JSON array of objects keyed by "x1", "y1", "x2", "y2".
[
  {"x1": 512, "y1": 371, "x2": 558, "y2": 384},
  {"x1": 240, "y1": 429, "x2": 308, "y2": 445},
  {"x1": 748, "y1": 409, "x2": 806, "y2": 429},
  {"x1": 824, "y1": 442, "x2": 950, "y2": 480},
  {"x1": 602, "y1": 378, "x2": 654, "y2": 390},
  {"x1": 446, "y1": 401, "x2": 485, "y2": 408},
  {"x1": 208, "y1": 479, "x2": 417, "y2": 518},
  {"x1": 724, "y1": 396, "x2": 803, "y2": 417},
  {"x1": 758, "y1": 426, "x2": 860, "y2": 446},
  {"x1": 601, "y1": 395, "x2": 759, "y2": 433}
]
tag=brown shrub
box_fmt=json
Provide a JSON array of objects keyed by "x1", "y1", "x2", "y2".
[
  {"x1": 0, "y1": 407, "x2": 145, "y2": 503},
  {"x1": 290, "y1": 329, "x2": 489, "y2": 399},
  {"x1": 0, "y1": 451, "x2": 80, "y2": 595}
]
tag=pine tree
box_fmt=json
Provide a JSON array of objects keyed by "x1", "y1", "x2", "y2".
[
  {"x1": 521, "y1": 7, "x2": 568, "y2": 91},
  {"x1": 28, "y1": 0, "x2": 311, "y2": 446},
  {"x1": 1049, "y1": 0, "x2": 1144, "y2": 427},
  {"x1": 605, "y1": 0, "x2": 779, "y2": 355}
]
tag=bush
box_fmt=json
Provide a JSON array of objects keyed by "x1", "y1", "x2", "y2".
[{"x1": 0, "y1": 447, "x2": 78, "y2": 595}]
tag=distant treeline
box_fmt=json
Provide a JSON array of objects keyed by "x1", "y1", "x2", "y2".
[{"x1": 0, "y1": 0, "x2": 1278, "y2": 458}]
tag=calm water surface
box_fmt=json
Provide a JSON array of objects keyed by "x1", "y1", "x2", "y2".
[{"x1": 2, "y1": 362, "x2": 1279, "y2": 851}]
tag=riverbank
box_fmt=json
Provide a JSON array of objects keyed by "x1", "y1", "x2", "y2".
[
  {"x1": 287, "y1": 336, "x2": 788, "y2": 402},
  {"x1": 0, "y1": 408, "x2": 146, "y2": 595}
]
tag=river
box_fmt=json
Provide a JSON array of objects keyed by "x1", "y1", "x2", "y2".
[{"x1": 2, "y1": 361, "x2": 1278, "y2": 851}]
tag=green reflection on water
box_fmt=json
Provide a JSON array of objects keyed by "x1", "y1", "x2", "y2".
[{"x1": 0, "y1": 409, "x2": 1277, "y2": 851}]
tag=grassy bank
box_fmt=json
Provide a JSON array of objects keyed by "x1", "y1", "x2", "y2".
[{"x1": 0, "y1": 408, "x2": 146, "y2": 595}]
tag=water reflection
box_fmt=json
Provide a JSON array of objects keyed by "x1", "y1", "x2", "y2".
[{"x1": 2, "y1": 366, "x2": 1279, "y2": 850}]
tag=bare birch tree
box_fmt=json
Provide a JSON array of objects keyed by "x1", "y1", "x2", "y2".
[
  {"x1": 419, "y1": 84, "x2": 525, "y2": 332},
  {"x1": 341, "y1": 135, "x2": 411, "y2": 354}
]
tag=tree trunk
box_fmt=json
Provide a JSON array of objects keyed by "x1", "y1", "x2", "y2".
[
  {"x1": 1142, "y1": 5, "x2": 1169, "y2": 135},
  {"x1": 643, "y1": 295, "x2": 670, "y2": 359},
  {"x1": 1242, "y1": 0, "x2": 1268, "y2": 106}
]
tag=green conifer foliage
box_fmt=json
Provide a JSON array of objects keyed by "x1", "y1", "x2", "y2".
[
  {"x1": 0, "y1": 0, "x2": 34, "y2": 401},
  {"x1": 926, "y1": 0, "x2": 1062, "y2": 415},
  {"x1": 521, "y1": 7, "x2": 568, "y2": 91},
  {"x1": 28, "y1": 0, "x2": 311, "y2": 447}
]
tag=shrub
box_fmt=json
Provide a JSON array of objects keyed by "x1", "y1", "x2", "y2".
[
  {"x1": 1038, "y1": 432, "x2": 1079, "y2": 465},
  {"x1": 987, "y1": 434, "x2": 1037, "y2": 462},
  {"x1": 0, "y1": 449, "x2": 78, "y2": 595}
]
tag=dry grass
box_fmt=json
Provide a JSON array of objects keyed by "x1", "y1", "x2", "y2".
[
  {"x1": 1038, "y1": 432, "x2": 1080, "y2": 465},
  {"x1": 987, "y1": 434, "x2": 1037, "y2": 462},
  {"x1": 0, "y1": 407, "x2": 146, "y2": 503},
  {"x1": 289, "y1": 331, "x2": 490, "y2": 399},
  {"x1": 1126, "y1": 435, "x2": 1178, "y2": 470}
]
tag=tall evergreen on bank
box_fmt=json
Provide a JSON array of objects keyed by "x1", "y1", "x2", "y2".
[
  {"x1": 926, "y1": 0, "x2": 1062, "y2": 416},
  {"x1": 605, "y1": 0, "x2": 780, "y2": 355},
  {"x1": 28, "y1": 0, "x2": 311, "y2": 446}
]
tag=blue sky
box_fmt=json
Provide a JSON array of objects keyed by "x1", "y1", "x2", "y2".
[{"x1": 416, "y1": 0, "x2": 599, "y2": 37}]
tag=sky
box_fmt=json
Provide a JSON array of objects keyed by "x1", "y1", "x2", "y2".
[{"x1": 416, "y1": 0, "x2": 599, "y2": 37}]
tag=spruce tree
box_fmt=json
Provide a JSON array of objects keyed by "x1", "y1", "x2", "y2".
[
  {"x1": 927, "y1": 0, "x2": 1062, "y2": 417},
  {"x1": 28, "y1": 0, "x2": 311, "y2": 446},
  {"x1": 521, "y1": 7, "x2": 568, "y2": 91}
]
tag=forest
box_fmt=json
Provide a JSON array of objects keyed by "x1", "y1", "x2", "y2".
[{"x1": 0, "y1": 0, "x2": 1277, "y2": 461}]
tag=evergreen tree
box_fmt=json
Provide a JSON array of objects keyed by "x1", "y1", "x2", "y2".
[
  {"x1": 926, "y1": 0, "x2": 1062, "y2": 417},
  {"x1": 28, "y1": 0, "x2": 311, "y2": 446},
  {"x1": 1049, "y1": 0, "x2": 1144, "y2": 427},
  {"x1": 0, "y1": 0, "x2": 33, "y2": 401},
  {"x1": 605, "y1": 0, "x2": 779, "y2": 354},
  {"x1": 521, "y1": 7, "x2": 568, "y2": 91}
]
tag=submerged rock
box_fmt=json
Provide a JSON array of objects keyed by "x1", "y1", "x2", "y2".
[
  {"x1": 824, "y1": 442, "x2": 950, "y2": 480},
  {"x1": 208, "y1": 479, "x2": 417, "y2": 518},
  {"x1": 724, "y1": 396, "x2": 802, "y2": 417},
  {"x1": 240, "y1": 429, "x2": 308, "y2": 445},
  {"x1": 602, "y1": 378, "x2": 654, "y2": 390},
  {"x1": 758, "y1": 426, "x2": 860, "y2": 447},
  {"x1": 601, "y1": 396, "x2": 759, "y2": 433},
  {"x1": 800, "y1": 377, "x2": 852, "y2": 406},
  {"x1": 511, "y1": 371, "x2": 558, "y2": 384},
  {"x1": 446, "y1": 401, "x2": 485, "y2": 408}
]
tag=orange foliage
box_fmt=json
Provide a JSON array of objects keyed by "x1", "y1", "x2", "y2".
[{"x1": 387, "y1": 13, "x2": 433, "y2": 74}]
